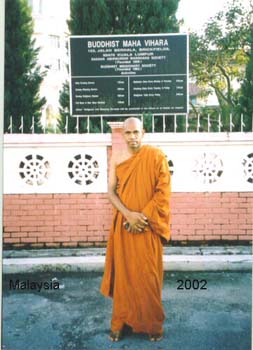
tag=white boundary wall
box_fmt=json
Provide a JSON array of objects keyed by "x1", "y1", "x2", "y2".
[
  {"x1": 144, "y1": 133, "x2": 253, "y2": 192},
  {"x1": 3, "y1": 133, "x2": 253, "y2": 193}
]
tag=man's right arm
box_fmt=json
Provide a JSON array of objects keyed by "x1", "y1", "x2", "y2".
[
  {"x1": 108, "y1": 154, "x2": 130, "y2": 218},
  {"x1": 108, "y1": 155, "x2": 147, "y2": 232}
]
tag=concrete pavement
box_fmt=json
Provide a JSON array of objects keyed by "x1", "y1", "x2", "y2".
[{"x1": 2, "y1": 270, "x2": 252, "y2": 350}]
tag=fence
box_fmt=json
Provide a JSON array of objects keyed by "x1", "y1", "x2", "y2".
[
  {"x1": 3, "y1": 129, "x2": 253, "y2": 248},
  {"x1": 5, "y1": 112, "x2": 253, "y2": 134}
]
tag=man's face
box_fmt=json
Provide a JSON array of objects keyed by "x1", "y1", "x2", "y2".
[{"x1": 123, "y1": 120, "x2": 144, "y2": 151}]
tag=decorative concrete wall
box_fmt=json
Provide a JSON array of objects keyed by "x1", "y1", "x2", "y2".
[
  {"x1": 4, "y1": 133, "x2": 253, "y2": 194},
  {"x1": 3, "y1": 130, "x2": 253, "y2": 248}
]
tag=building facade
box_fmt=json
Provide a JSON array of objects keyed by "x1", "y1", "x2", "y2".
[{"x1": 28, "y1": 0, "x2": 70, "y2": 126}]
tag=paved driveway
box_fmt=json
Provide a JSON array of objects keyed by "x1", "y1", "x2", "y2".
[{"x1": 2, "y1": 271, "x2": 252, "y2": 350}]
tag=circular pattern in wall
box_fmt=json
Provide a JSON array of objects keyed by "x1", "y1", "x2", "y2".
[
  {"x1": 193, "y1": 152, "x2": 223, "y2": 184},
  {"x1": 19, "y1": 154, "x2": 51, "y2": 186},
  {"x1": 242, "y1": 153, "x2": 253, "y2": 184},
  {"x1": 68, "y1": 154, "x2": 100, "y2": 185},
  {"x1": 164, "y1": 155, "x2": 174, "y2": 175}
]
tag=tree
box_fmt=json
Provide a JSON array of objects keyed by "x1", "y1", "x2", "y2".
[
  {"x1": 58, "y1": 81, "x2": 77, "y2": 132},
  {"x1": 190, "y1": 0, "x2": 252, "y2": 131},
  {"x1": 59, "y1": 0, "x2": 180, "y2": 133},
  {"x1": 238, "y1": 23, "x2": 253, "y2": 131},
  {"x1": 4, "y1": 0, "x2": 46, "y2": 133},
  {"x1": 67, "y1": 0, "x2": 179, "y2": 35}
]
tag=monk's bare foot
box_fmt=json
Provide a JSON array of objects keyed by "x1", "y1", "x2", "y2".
[
  {"x1": 109, "y1": 330, "x2": 122, "y2": 342},
  {"x1": 149, "y1": 333, "x2": 163, "y2": 342}
]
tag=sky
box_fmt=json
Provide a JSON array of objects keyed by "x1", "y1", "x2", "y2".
[{"x1": 176, "y1": 0, "x2": 251, "y2": 33}]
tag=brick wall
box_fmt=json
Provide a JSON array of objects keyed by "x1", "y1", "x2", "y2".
[
  {"x1": 170, "y1": 192, "x2": 252, "y2": 242},
  {"x1": 3, "y1": 193, "x2": 113, "y2": 248},
  {"x1": 3, "y1": 192, "x2": 252, "y2": 248}
]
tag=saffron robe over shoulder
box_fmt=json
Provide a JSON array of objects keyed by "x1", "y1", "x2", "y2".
[{"x1": 100, "y1": 145, "x2": 171, "y2": 334}]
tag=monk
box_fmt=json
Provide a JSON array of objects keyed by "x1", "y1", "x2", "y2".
[{"x1": 100, "y1": 117, "x2": 171, "y2": 342}]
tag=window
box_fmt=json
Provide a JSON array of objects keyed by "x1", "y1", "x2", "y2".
[
  {"x1": 30, "y1": 0, "x2": 43, "y2": 14},
  {"x1": 50, "y1": 58, "x2": 61, "y2": 71},
  {"x1": 49, "y1": 35, "x2": 60, "y2": 49}
]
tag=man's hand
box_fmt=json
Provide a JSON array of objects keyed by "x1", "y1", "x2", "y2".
[{"x1": 124, "y1": 211, "x2": 148, "y2": 233}]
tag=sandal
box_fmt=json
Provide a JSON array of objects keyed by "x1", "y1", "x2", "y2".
[
  {"x1": 109, "y1": 330, "x2": 122, "y2": 342},
  {"x1": 149, "y1": 333, "x2": 163, "y2": 342}
]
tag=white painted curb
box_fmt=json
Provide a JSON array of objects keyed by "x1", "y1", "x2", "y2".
[{"x1": 3, "y1": 255, "x2": 253, "y2": 273}]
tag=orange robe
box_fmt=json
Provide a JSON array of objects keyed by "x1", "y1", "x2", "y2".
[{"x1": 100, "y1": 145, "x2": 171, "y2": 334}]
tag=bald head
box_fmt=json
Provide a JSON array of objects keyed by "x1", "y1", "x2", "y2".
[
  {"x1": 123, "y1": 117, "x2": 143, "y2": 131},
  {"x1": 122, "y1": 117, "x2": 144, "y2": 152}
]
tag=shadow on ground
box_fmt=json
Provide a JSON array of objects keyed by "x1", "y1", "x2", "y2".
[{"x1": 2, "y1": 271, "x2": 252, "y2": 350}]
